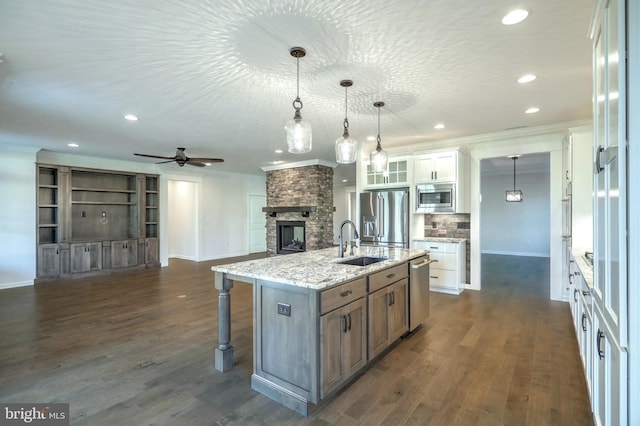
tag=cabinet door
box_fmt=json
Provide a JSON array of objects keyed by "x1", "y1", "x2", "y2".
[
  {"x1": 37, "y1": 244, "x2": 60, "y2": 277},
  {"x1": 593, "y1": 307, "x2": 628, "y2": 426},
  {"x1": 433, "y1": 153, "x2": 456, "y2": 182},
  {"x1": 592, "y1": 0, "x2": 627, "y2": 348},
  {"x1": 111, "y1": 240, "x2": 137, "y2": 268},
  {"x1": 320, "y1": 298, "x2": 366, "y2": 398},
  {"x1": 321, "y1": 308, "x2": 343, "y2": 396},
  {"x1": 388, "y1": 279, "x2": 408, "y2": 342},
  {"x1": 368, "y1": 287, "x2": 390, "y2": 359},
  {"x1": 87, "y1": 242, "x2": 102, "y2": 271},
  {"x1": 414, "y1": 157, "x2": 435, "y2": 182},
  {"x1": 145, "y1": 238, "x2": 159, "y2": 264},
  {"x1": 70, "y1": 243, "x2": 88, "y2": 273}
]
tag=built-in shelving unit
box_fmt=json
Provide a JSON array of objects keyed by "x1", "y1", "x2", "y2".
[
  {"x1": 37, "y1": 167, "x2": 59, "y2": 244},
  {"x1": 145, "y1": 176, "x2": 158, "y2": 238},
  {"x1": 36, "y1": 164, "x2": 160, "y2": 281}
]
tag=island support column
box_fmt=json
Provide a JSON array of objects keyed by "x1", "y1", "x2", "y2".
[{"x1": 214, "y1": 271, "x2": 234, "y2": 372}]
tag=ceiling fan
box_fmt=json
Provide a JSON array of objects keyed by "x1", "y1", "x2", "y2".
[{"x1": 134, "y1": 147, "x2": 224, "y2": 167}]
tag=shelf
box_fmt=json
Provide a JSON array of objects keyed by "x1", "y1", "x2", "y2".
[
  {"x1": 38, "y1": 224, "x2": 59, "y2": 228},
  {"x1": 262, "y1": 206, "x2": 317, "y2": 217},
  {"x1": 38, "y1": 184, "x2": 58, "y2": 189},
  {"x1": 39, "y1": 204, "x2": 59, "y2": 208},
  {"x1": 71, "y1": 201, "x2": 136, "y2": 205},
  {"x1": 72, "y1": 187, "x2": 136, "y2": 193}
]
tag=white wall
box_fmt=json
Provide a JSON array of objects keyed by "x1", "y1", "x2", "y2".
[
  {"x1": 0, "y1": 148, "x2": 37, "y2": 288},
  {"x1": 333, "y1": 185, "x2": 356, "y2": 245},
  {"x1": 480, "y1": 168, "x2": 550, "y2": 257},
  {"x1": 198, "y1": 171, "x2": 265, "y2": 260},
  {"x1": 168, "y1": 180, "x2": 198, "y2": 260}
]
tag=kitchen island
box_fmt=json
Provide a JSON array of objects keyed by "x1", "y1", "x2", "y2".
[{"x1": 211, "y1": 245, "x2": 427, "y2": 415}]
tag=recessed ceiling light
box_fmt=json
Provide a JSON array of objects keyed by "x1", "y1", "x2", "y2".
[
  {"x1": 502, "y1": 9, "x2": 529, "y2": 25},
  {"x1": 342, "y1": 179, "x2": 348, "y2": 183},
  {"x1": 275, "y1": 149, "x2": 283, "y2": 154},
  {"x1": 517, "y1": 74, "x2": 537, "y2": 83},
  {"x1": 67, "y1": 143, "x2": 79, "y2": 148},
  {"x1": 204, "y1": 163, "x2": 212, "y2": 166},
  {"x1": 124, "y1": 114, "x2": 138, "y2": 121},
  {"x1": 271, "y1": 160, "x2": 284, "y2": 165},
  {"x1": 366, "y1": 136, "x2": 376, "y2": 141},
  {"x1": 434, "y1": 123, "x2": 445, "y2": 130},
  {"x1": 525, "y1": 107, "x2": 540, "y2": 114}
]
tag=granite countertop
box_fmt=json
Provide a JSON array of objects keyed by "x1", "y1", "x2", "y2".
[
  {"x1": 571, "y1": 247, "x2": 594, "y2": 288},
  {"x1": 211, "y1": 246, "x2": 427, "y2": 290},
  {"x1": 413, "y1": 237, "x2": 467, "y2": 243}
]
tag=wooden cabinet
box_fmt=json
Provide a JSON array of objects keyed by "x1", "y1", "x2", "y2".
[
  {"x1": 367, "y1": 264, "x2": 408, "y2": 359},
  {"x1": 37, "y1": 244, "x2": 60, "y2": 277},
  {"x1": 363, "y1": 158, "x2": 411, "y2": 189},
  {"x1": 144, "y1": 238, "x2": 159, "y2": 264},
  {"x1": 111, "y1": 239, "x2": 138, "y2": 268},
  {"x1": 35, "y1": 164, "x2": 159, "y2": 280},
  {"x1": 414, "y1": 152, "x2": 456, "y2": 183},
  {"x1": 70, "y1": 242, "x2": 102, "y2": 273},
  {"x1": 320, "y1": 297, "x2": 366, "y2": 398}
]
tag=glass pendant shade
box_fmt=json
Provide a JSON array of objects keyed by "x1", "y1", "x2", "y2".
[
  {"x1": 335, "y1": 131, "x2": 357, "y2": 164},
  {"x1": 370, "y1": 142, "x2": 388, "y2": 172},
  {"x1": 369, "y1": 101, "x2": 388, "y2": 172},
  {"x1": 286, "y1": 108, "x2": 312, "y2": 154},
  {"x1": 285, "y1": 47, "x2": 312, "y2": 154},
  {"x1": 335, "y1": 79, "x2": 357, "y2": 164}
]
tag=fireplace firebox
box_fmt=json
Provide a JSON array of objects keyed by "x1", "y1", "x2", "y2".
[{"x1": 276, "y1": 221, "x2": 305, "y2": 254}]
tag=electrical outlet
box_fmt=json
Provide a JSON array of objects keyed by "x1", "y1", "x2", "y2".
[{"x1": 277, "y1": 302, "x2": 291, "y2": 317}]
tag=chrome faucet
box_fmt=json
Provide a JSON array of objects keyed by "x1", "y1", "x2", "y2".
[{"x1": 338, "y1": 220, "x2": 359, "y2": 257}]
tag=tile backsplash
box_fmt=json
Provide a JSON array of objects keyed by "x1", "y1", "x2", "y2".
[{"x1": 422, "y1": 213, "x2": 470, "y2": 283}]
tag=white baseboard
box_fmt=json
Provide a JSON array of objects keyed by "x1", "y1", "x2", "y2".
[
  {"x1": 0, "y1": 280, "x2": 34, "y2": 290},
  {"x1": 169, "y1": 254, "x2": 197, "y2": 261},
  {"x1": 429, "y1": 285, "x2": 464, "y2": 295}
]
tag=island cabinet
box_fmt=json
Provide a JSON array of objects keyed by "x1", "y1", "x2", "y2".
[
  {"x1": 245, "y1": 254, "x2": 418, "y2": 417},
  {"x1": 367, "y1": 264, "x2": 408, "y2": 359},
  {"x1": 320, "y1": 277, "x2": 367, "y2": 398}
]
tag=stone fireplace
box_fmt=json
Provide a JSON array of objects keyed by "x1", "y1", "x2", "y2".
[{"x1": 263, "y1": 162, "x2": 334, "y2": 256}]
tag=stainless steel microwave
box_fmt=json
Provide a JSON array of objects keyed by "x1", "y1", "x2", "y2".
[{"x1": 415, "y1": 183, "x2": 455, "y2": 213}]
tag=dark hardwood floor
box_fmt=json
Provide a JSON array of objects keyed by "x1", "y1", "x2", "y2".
[{"x1": 0, "y1": 254, "x2": 593, "y2": 425}]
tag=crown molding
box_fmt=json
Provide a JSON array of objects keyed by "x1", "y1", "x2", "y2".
[{"x1": 261, "y1": 159, "x2": 337, "y2": 172}]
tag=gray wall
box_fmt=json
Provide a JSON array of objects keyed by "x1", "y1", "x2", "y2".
[{"x1": 480, "y1": 166, "x2": 550, "y2": 257}]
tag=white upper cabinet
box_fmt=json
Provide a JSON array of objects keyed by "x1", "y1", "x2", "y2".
[
  {"x1": 362, "y1": 157, "x2": 412, "y2": 189},
  {"x1": 414, "y1": 152, "x2": 456, "y2": 183}
]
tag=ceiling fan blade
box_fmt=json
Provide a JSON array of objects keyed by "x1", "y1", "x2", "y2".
[
  {"x1": 134, "y1": 153, "x2": 175, "y2": 160},
  {"x1": 155, "y1": 160, "x2": 175, "y2": 164},
  {"x1": 189, "y1": 157, "x2": 225, "y2": 163},
  {"x1": 187, "y1": 161, "x2": 207, "y2": 167}
]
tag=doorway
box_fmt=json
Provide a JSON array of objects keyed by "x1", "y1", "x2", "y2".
[{"x1": 479, "y1": 153, "x2": 551, "y2": 294}]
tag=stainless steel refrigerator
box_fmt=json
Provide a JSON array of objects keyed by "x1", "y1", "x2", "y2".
[{"x1": 360, "y1": 189, "x2": 409, "y2": 248}]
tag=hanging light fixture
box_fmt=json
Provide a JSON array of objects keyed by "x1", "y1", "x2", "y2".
[
  {"x1": 285, "y1": 47, "x2": 312, "y2": 154},
  {"x1": 370, "y1": 101, "x2": 388, "y2": 173},
  {"x1": 506, "y1": 155, "x2": 523, "y2": 202},
  {"x1": 335, "y1": 80, "x2": 357, "y2": 164}
]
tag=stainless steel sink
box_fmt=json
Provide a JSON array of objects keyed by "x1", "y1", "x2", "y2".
[{"x1": 336, "y1": 256, "x2": 388, "y2": 266}]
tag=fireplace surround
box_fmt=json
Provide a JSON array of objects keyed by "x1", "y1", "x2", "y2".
[{"x1": 262, "y1": 162, "x2": 335, "y2": 256}]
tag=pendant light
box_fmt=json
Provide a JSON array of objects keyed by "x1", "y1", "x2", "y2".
[
  {"x1": 285, "y1": 47, "x2": 312, "y2": 154},
  {"x1": 506, "y1": 155, "x2": 523, "y2": 202},
  {"x1": 335, "y1": 80, "x2": 357, "y2": 164},
  {"x1": 369, "y1": 101, "x2": 388, "y2": 173}
]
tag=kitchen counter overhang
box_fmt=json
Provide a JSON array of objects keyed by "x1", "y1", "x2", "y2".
[{"x1": 211, "y1": 246, "x2": 427, "y2": 290}]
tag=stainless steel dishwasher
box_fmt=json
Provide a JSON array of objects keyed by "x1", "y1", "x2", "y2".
[{"x1": 409, "y1": 255, "x2": 432, "y2": 331}]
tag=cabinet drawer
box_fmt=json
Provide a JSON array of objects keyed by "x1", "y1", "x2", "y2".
[
  {"x1": 368, "y1": 263, "x2": 408, "y2": 293},
  {"x1": 423, "y1": 242, "x2": 457, "y2": 253},
  {"x1": 321, "y1": 277, "x2": 366, "y2": 314},
  {"x1": 429, "y1": 269, "x2": 457, "y2": 288},
  {"x1": 429, "y1": 252, "x2": 457, "y2": 270}
]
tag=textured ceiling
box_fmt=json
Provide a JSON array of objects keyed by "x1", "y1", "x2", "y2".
[{"x1": 0, "y1": 0, "x2": 594, "y2": 183}]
